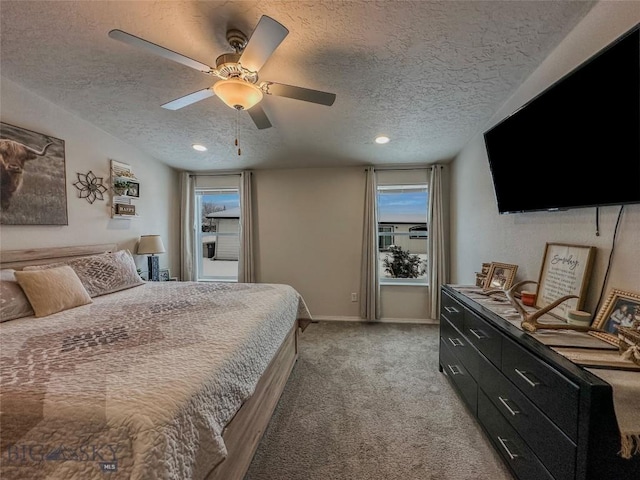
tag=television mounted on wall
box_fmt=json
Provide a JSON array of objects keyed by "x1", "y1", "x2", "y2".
[{"x1": 483, "y1": 24, "x2": 640, "y2": 214}]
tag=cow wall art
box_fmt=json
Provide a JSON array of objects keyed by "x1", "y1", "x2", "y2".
[{"x1": 0, "y1": 122, "x2": 68, "y2": 225}]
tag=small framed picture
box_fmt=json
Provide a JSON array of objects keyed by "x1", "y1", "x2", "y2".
[
  {"x1": 159, "y1": 269, "x2": 170, "y2": 282},
  {"x1": 590, "y1": 289, "x2": 640, "y2": 346},
  {"x1": 536, "y1": 243, "x2": 595, "y2": 321},
  {"x1": 483, "y1": 262, "x2": 518, "y2": 291},
  {"x1": 127, "y1": 181, "x2": 140, "y2": 198}
]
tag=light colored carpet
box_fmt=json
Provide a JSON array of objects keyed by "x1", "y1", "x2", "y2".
[{"x1": 244, "y1": 321, "x2": 514, "y2": 480}]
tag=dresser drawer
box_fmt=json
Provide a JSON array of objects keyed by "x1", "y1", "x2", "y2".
[
  {"x1": 478, "y1": 354, "x2": 576, "y2": 480},
  {"x1": 440, "y1": 337, "x2": 477, "y2": 415},
  {"x1": 502, "y1": 337, "x2": 579, "y2": 441},
  {"x1": 440, "y1": 317, "x2": 481, "y2": 379},
  {"x1": 478, "y1": 390, "x2": 554, "y2": 480},
  {"x1": 441, "y1": 291, "x2": 464, "y2": 330},
  {"x1": 464, "y1": 309, "x2": 501, "y2": 368}
]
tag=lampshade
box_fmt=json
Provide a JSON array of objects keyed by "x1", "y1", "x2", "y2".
[
  {"x1": 213, "y1": 78, "x2": 263, "y2": 110},
  {"x1": 137, "y1": 235, "x2": 166, "y2": 255}
]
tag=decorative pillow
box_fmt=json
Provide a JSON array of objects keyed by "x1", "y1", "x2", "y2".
[
  {"x1": 0, "y1": 269, "x2": 35, "y2": 322},
  {"x1": 14, "y1": 266, "x2": 92, "y2": 318},
  {"x1": 25, "y1": 249, "x2": 144, "y2": 297}
]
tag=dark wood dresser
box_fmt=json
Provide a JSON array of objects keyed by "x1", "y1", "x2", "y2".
[{"x1": 439, "y1": 285, "x2": 640, "y2": 480}]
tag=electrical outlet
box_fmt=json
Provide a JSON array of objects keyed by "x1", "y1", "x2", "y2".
[{"x1": 351, "y1": 293, "x2": 358, "y2": 302}]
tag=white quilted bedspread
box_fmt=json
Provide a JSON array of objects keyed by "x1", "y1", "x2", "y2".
[{"x1": 0, "y1": 281, "x2": 311, "y2": 480}]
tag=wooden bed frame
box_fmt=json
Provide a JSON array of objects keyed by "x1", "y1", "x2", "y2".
[{"x1": 1, "y1": 243, "x2": 301, "y2": 480}]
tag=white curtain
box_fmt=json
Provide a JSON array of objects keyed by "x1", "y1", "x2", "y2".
[
  {"x1": 180, "y1": 172, "x2": 196, "y2": 281},
  {"x1": 428, "y1": 165, "x2": 446, "y2": 320},
  {"x1": 238, "y1": 170, "x2": 255, "y2": 283},
  {"x1": 360, "y1": 167, "x2": 380, "y2": 320}
]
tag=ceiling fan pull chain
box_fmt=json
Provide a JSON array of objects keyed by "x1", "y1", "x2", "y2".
[{"x1": 235, "y1": 109, "x2": 241, "y2": 155}]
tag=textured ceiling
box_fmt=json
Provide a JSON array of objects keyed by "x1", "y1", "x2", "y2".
[{"x1": 0, "y1": 1, "x2": 596, "y2": 171}]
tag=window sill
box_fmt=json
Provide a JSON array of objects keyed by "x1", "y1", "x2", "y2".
[
  {"x1": 380, "y1": 280, "x2": 429, "y2": 287},
  {"x1": 197, "y1": 278, "x2": 238, "y2": 283}
]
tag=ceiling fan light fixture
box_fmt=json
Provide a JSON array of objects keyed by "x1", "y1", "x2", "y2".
[{"x1": 213, "y1": 78, "x2": 263, "y2": 110}]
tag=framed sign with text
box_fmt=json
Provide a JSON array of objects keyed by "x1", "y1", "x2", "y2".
[{"x1": 536, "y1": 243, "x2": 596, "y2": 321}]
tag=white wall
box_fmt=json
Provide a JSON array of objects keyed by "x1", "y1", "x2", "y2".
[
  {"x1": 0, "y1": 77, "x2": 181, "y2": 275},
  {"x1": 450, "y1": 2, "x2": 640, "y2": 316},
  {"x1": 253, "y1": 167, "x2": 430, "y2": 320}
]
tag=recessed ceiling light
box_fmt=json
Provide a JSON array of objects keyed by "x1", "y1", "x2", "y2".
[
  {"x1": 192, "y1": 144, "x2": 207, "y2": 152},
  {"x1": 375, "y1": 135, "x2": 390, "y2": 144}
]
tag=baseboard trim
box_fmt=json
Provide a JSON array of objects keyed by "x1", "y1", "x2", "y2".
[{"x1": 313, "y1": 315, "x2": 438, "y2": 325}]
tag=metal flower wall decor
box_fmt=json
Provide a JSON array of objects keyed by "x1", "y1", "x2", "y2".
[{"x1": 73, "y1": 171, "x2": 107, "y2": 204}]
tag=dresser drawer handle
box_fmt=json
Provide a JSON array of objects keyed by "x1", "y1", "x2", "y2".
[
  {"x1": 498, "y1": 396, "x2": 521, "y2": 416},
  {"x1": 444, "y1": 306, "x2": 459, "y2": 314},
  {"x1": 469, "y1": 328, "x2": 487, "y2": 340},
  {"x1": 497, "y1": 436, "x2": 520, "y2": 460},
  {"x1": 448, "y1": 337, "x2": 463, "y2": 347},
  {"x1": 514, "y1": 368, "x2": 540, "y2": 388},
  {"x1": 447, "y1": 364, "x2": 462, "y2": 376}
]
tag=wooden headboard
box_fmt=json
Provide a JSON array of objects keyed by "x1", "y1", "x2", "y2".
[{"x1": 0, "y1": 243, "x2": 119, "y2": 270}]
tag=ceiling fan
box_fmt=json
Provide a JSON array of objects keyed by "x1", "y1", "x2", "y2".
[{"x1": 108, "y1": 15, "x2": 336, "y2": 130}]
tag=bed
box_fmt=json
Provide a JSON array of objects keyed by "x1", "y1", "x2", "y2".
[{"x1": 0, "y1": 243, "x2": 312, "y2": 480}]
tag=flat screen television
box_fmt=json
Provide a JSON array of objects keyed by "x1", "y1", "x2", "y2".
[{"x1": 483, "y1": 24, "x2": 639, "y2": 214}]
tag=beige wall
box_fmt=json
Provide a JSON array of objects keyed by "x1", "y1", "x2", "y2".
[
  {"x1": 0, "y1": 77, "x2": 181, "y2": 275},
  {"x1": 253, "y1": 167, "x2": 431, "y2": 320},
  {"x1": 450, "y1": 2, "x2": 640, "y2": 317}
]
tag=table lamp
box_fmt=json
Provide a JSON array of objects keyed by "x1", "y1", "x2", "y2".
[{"x1": 137, "y1": 235, "x2": 166, "y2": 281}]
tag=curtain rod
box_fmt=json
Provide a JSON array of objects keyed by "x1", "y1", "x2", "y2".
[
  {"x1": 368, "y1": 165, "x2": 443, "y2": 171},
  {"x1": 189, "y1": 172, "x2": 242, "y2": 177}
]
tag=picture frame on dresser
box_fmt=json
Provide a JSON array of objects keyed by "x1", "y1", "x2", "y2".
[
  {"x1": 482, "y1": 262, "x2": 518, "y2": 291},
  {"x1": 536, "y1": 242, "x2": 596, "y2": 322},
  {"x1": 590, "y1": 288, "x2": 640, "y2": 346}
]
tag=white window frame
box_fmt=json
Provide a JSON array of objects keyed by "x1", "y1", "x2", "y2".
[
  {"x1": 377, "y1": 184, "x2": 428, "y2": 286},
  {"x1": 195, "y1": 188, "x2": 240, "y2": 282}
]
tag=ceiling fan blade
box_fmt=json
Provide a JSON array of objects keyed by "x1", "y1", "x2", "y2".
[
  {"x1": 108, "y1": 29, "x2": 213, "y2": 73},
  {"x1": 238, "y1": 16, "x2": 289, "y2": 73},
  {"x1": 247, "y1": 104, "x2": 272, "y2": 129},
  {"x1": 161, "y1": 88, "x2": 215, "y2": 110},
  {"x1": 265, "y1": 82, "x2": 336, "y2": 106}
]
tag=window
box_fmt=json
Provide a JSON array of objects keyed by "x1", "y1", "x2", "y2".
[
  {"x1": 377, "y1": 184, "x2": 428, "y2": 285},
  {"x1": 409, "y1": 225, "x2": 428, "y2": 239},
  {"x1": 379, "y1": 225, "x2": 394, "y2": 250},
  {"x1": 195, "y1": 188, "x2": 240, "y2": 282}
]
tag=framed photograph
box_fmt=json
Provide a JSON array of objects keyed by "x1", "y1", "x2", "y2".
[
  {"x1": 536, "y1": 243, "x2": 596, "y2": 322},
  {"x1": 590, "y1": 289, "x2": 640, "y2": 346},
  {"x1": 481, "y1": 262, "x2": 491, "y2": 275},
  {"x1": 483, "y1": 262, "x2": 518, "y2": 291},
  {"x1": 475, "y1": 273, "x2": 487, "y2": 288},
  {"x1": 0, "y1": 122, "x2": 68, "y2": 225},
  {"x1": 127, "y1": 181, "x2": 140, "y2": 198},
  {"x1": 159, "y1": 269, "x2": 170, "y2": 282}
]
